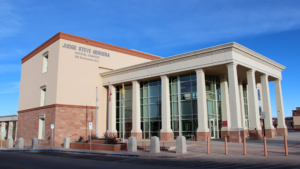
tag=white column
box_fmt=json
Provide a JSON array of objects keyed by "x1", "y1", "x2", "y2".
[
  {"x1": 261, "y1": 74, "x2": 274, "y2": 129},
  {"x1": 131, "y1": 81, "x2": 142, "y2": 133},
  {"x1": 196, "y1": 69, "x2": 209, "y2": 133},
  {"x1": 274, "y1": 79, "x2": 286, "y2": 129},
  {"x1": 238, "y1": 79, "x2": 247, "y2": 129},
  {"x1": 220, "y1": 75, "x2": 231, "y2": 131},
  {"x1": 247, "y1": 69, "x2": 261, "y2": 130},
  {"x1": 7, "y1": 121, "x2": 14, "y2": 139},
  {"x1": 160, "y1": 75, "x2": 172, "y2": 133},
  {"x1": 227, "y1": 63, "x2": 243, "y2": 130},
  {"x1": 108, "y1": 85, "x2": 117, "y2": 135}
]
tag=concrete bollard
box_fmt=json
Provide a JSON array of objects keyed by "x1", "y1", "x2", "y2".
[
  {"x1": 31, "y1": 138, "x2": 38, "y2": 149},
  {"x1": 17, "y1": 138, "x2": 24, "y2": 149},
  {"x1": 64, "y1": 137, "x2": 70, "y2": 149},
  {"x1": 176, "y1": 136, "x2": 187, "y2": 154},
  {"x1": 150, "y1": 136, "x2": 160, "y2": 153},
  {"x1": 7, "y1": 138, "x2": 13, "y2": 148},
  {"x1": 128, "y1": 136, "x2": 137, "y2": 152}
]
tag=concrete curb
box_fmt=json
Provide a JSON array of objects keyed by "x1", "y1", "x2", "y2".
[
  {"x1": 0, "y1": 149, "x2": 191, "y2": 158},
  {"x1": 0, "y1": 149, "x2": 141, "y2": 158}
]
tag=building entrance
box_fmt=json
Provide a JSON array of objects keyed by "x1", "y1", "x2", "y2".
[{"x1": 209, "y1": 119, "x2": 216, "y2": 139}]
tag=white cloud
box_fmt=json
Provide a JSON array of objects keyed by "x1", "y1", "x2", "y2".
[
  {"x1": 0, "y1": 1, "x2": 22, "y2": 38},
  {"x1": 0, "y1": 82, "x2": 20, "y2": 94}
]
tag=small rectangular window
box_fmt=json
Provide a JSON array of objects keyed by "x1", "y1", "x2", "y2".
[
  {"x1": 43, "y1": 51, "x2": 48, "y2": 73},
  {"x1": 38, "y1": 115, "x2": 45, "y2": 139},
  {"x1": 40, "y1": 86, "x2": 46, "y2": 106}
]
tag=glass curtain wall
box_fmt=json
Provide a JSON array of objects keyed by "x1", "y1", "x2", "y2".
[
  {"x1": 140, "y1": 80, "x2": 162, "y2": 139},
  {"x1": 179, "y1": 74, "x2": 198, "y2": 140},
  {"x1": 116, "y1": 85, "x2": 132, "y2": 139},
  {"x1": 206, "y1": 75, "x2": 221, "y2": 139},
  {"x1": 169, "y1": 73, "x2": 221, "y2": 140}
]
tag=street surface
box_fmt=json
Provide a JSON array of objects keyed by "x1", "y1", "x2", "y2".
[{"x1": 0, "y1": 151, "x2": 300, "y2": 169}]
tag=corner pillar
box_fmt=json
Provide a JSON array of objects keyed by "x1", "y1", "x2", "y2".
[{"x1": 274, "y1": 79, "x2": 287, "y2": 136}]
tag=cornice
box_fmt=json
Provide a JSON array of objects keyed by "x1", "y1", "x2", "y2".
[
  {"x1": 100, "y1": 43, "x2": 234, "y2": 78},
  {"x1": 21, "y1": 32, "x2": 162, "y2": 64},
  {"x1": 100, "y1": 42, "x2": 286, "y2": 79},
  {"x1": 231, "y1": 42, "x2": 286, "y2": 70},
  {"x1": 18, "y1": 104, "x2": 96, "y2": 113}
]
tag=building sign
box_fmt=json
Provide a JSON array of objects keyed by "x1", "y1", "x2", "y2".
[
  {"x1": 89, "y1": 122, "x2": 93, "y2": 130},
  {"x1": 62, "y1": 43, "x2": 110, "y2": 63},
  {"x1": 222, "y1": 121, "x2": 227, "y2": 127}
]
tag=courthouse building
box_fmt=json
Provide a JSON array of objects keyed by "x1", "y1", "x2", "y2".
[{"x1": 18, "y1": 32, "x2": 287, "y2": 145}]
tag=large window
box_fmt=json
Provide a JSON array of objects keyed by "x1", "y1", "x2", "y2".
[
  {"x1": 170, "y1": 73, "x2": 221, "y2": 140},
  {"x1": 116, "y1": 85, "x2": 132, "y2": 139},
  {"x1": 43, "y1": 51, "x2": 48, "y2": 73},
  {"x1": 140, "y1": 80, "x2": 162, "y2": 139},
  {"x1": 40, "y1": 86, "x2": 46, "y2": 106},
  {"x1": 38, "y1": 115, "x2": 45, "y2": 139},
  {"x1": 205, "y1": 75, "x2": 221, "y2": 139}
]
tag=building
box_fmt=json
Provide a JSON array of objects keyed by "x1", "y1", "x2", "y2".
[
  {"x1": 0, "y1": 115, "x2": 18, "y2": 141},
  {"x1": 292, "y1": 107, "x2": 300, "y2": 131},
  {"x1": 18, "y1": 32, "x2": 287, "y2": 145}
]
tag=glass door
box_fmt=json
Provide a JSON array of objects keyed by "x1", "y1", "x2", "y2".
[{"x1": 209, "y1": 119, "x2": 215, "y2": 139}]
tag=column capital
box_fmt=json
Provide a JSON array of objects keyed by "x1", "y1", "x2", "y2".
[
  {"x1": 132, "y1": 80, "x2": 140, "y2": 84},
  {"x1": 195, "y1": 68, "x2": 205, "y2": 73},
  {"x1": 160, "y1": 75, "x2": 169, "y2": 79},
  {"x1": 226, "y1": 62, "x2": 238, "y2": 68},
  {"x1": 246, "y1": 69, "x2": 256, "y2": 74},
  {"x1": 260, "y1": 74, "x2": 269, "y2": 78}
]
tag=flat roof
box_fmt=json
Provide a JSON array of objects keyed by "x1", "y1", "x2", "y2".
[{"x1": 21, "y1": 32, "x2": 162, "y2": 63}]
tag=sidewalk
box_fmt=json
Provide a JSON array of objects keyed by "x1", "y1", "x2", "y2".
[{"x1": 1, "y1": 132, "x2": 299, "y2": 165}]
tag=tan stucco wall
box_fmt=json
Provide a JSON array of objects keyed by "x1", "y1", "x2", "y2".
[
  {"x1": 18, "y1": 41, "x2": 60, "y2": 110},
  {"x1": 294, "y1": 116, "x2": 300, "y2": 125},
  {"x1": 19, "y1": 38, "x2": 154, "y2": 136},
  {"x1": 55, "y1": 39, "x2": 151, "y2": 107}
]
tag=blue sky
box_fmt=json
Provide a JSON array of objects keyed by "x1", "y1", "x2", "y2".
[{"x1": 0, "y1": 0, "x2": 299, "y2": 117}]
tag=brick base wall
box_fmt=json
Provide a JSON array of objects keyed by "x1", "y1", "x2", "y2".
[
  {"x1": 17, "y1": 107, "x2": 55, "y2": 146},
  {"x1": 18, "y1": 104, "x2": 97, "y2": 146},
  {"x1": 54, "y1": 106, "x2": 96, "y2": 146}
]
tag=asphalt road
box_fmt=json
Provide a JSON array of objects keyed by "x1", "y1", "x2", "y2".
[{"x1": 0, "y1": 151, "x2": 299, "y2": 169}]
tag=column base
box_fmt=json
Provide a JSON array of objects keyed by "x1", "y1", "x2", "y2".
[
  {"x1": 197, "y1": 131, "x2": 210, "y2": 141},
  {"x1": 229, "y1": 131, "x2": 244, "y2": 143},
  {"x1": 265, "y1": 128, "x2": 275, "y2": 138},
  {"x1": 221, "y1": 130, "x2": 230, "y2": 139},
  {"x1": 160, "y1": 132, "x2": 173, "y2": 141},
  {"x1": 277, "y1": 128, "x2": 288, "y2": 136},
  {"x1": 131, "y1": 132, "x2": 142, "y2": 140},
  {"x1": 249, "y1": 130, "x2": 262, "y2": 140}
]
